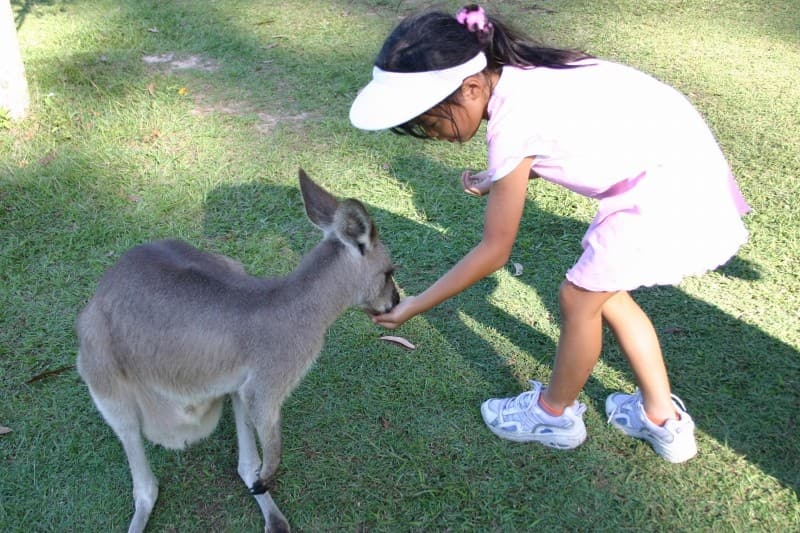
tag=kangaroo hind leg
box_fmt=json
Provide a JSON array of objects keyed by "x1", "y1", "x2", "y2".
[
  {"x1": 90, "y1": 389, "x2": 158, "y2": 533},
  {"x1": 232, "y1": 393, "x2": 289, "y2": 533}
]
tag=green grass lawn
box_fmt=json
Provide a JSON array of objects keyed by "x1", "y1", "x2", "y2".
[{"x1": 1, "y1": 0, "x2": 798, "y2": 530}]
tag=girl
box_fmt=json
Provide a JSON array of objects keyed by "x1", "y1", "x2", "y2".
[{"x1": 349, "y1": 5, "x2": 749, "y2": 463}]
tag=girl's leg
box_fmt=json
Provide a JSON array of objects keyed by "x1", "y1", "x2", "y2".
[
  {"x1": 481, "y1": 279, "x2": 694, "y2": 458},
  {"x1": 480, "y1": 280, "x2": 598, "y2": 447},
  {"x1": 540, "y1": 280, "x2": 616, "y2": 411},
  {"x1": 600, "y1": 291, "x2": 697, "y2": 462},
  {"x1": 601, "y1": 291, "x2": 678, "y2": 423}
]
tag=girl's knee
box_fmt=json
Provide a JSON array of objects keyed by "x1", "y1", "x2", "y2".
[
  {"x1": 558, "y1": 280, "x2": 588, "y2": 309},
  {"x1": 558, "y1": 280, "x2": 616, "y2": 318}
]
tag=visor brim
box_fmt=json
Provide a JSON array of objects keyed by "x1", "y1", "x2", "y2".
[{"x1": 349, "y1": 53, "x2": 488, "y2": 131}]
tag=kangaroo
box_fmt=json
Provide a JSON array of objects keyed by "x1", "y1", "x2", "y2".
[{"x1": 76, "y1": 169, "x2": 399, "y2": 533}]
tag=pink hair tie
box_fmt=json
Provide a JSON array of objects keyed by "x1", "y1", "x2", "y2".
[{"x1": 456, "y1": 4, "x2": 492, "y2": 34}]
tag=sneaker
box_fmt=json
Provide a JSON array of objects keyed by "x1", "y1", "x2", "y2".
[
  {"x1": 481, "y1": 380, "x2": 587, "y2": 449},
  {"x1": 605, "y1": 389, "x2": 698, "y2": 463}
]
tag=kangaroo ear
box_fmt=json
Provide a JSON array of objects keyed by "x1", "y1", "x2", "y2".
[
  {"x1": 334, "y1": 199, "x2": 376, "y2": 256},
  {"x1": 299, "y1": 168, "x2": 339, "y2": 231}
]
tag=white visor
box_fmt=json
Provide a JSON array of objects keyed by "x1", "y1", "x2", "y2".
[{"x1": 349, "y1": 52, "x2": 488, "y2": 131}]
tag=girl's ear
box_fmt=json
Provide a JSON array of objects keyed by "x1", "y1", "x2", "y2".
[{"x1": 460, "y1": 75, "x2": 485, "y2": 101}]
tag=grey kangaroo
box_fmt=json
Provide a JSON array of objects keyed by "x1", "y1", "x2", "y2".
[{"x1": 76, "y1": 169, "x2": 399, "y2": 533}]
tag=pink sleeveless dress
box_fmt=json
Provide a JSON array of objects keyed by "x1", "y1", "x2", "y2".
[{"x1": 486, "y1": 60, "x2": 749, "y2": 291}]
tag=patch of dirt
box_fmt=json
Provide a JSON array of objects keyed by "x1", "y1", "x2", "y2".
[
  {"x1": 142, "y1": 53, "x2": 220, "y2": 72},
  {"x1": 189, "y1": 97, "x2": 318, "y2": 134},
  {"x1": 255, "y1": 111, "x2": 317, "y2": 134},
  {"x1": 190, "y1": 99, "x2": 253, "y2": 117},
  {"x1": 143, "y1": 52, "x2": 317, "y2": 134}
]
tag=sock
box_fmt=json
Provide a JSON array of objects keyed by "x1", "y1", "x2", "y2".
[{"x1": 538, "y1": 394, "x2": 564, "y2": 417}]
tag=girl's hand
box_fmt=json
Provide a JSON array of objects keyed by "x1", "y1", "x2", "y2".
[
  {"x1": 462, "y1": 168, "x2": 539, "y2": 196},
  {"x1": 372, "y1": 295, "x2": 418, "y2": 329},
  {"x1": 461, "y1": 169, "x2": 493, "y2": 196}
]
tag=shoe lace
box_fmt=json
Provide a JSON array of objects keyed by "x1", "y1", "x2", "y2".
[
  {"x1": 606, "y1": 405, "x2": 620, "y2": 425},
  {"x1": 670, "y1": 394, "x2": 688, "y2": 413},
  {"x1": 518, "y1": 380, "x2": 586, "y2": 419},
  {"x1": 606, "y1": 388, "x2": 642, "y2": 425},
  {"x1": 506, "y1": 381, "x2": 541, "y2": 411}
]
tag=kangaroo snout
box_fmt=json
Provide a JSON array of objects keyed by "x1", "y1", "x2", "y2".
[{"x1": 364, "y1": 284, "x2": 400, "y2": 316}]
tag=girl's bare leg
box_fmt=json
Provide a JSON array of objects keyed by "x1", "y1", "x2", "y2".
[
  {"x1": 541, "y1": 281, "x2": 615, "y2": 411},
  {"x1": 540, "y1": 281, "x2": 678, "y2": 424},
  {"x1": 601, "y1": 291, "x2": 678, "y2": 423}
]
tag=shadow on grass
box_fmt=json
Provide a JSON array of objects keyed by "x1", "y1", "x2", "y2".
[
  {"x1": 11, "y1": 0, "x2": 61, "y2": 30},
  {"x1": 202, "y1": 161, "x2": 799, "y2": 502},
  {"x1": 395, "y1": 155, "x2": 800, "y2": 490},
  {"x1": 429, "y1": 157, "x2": 800, "y2": 482}
]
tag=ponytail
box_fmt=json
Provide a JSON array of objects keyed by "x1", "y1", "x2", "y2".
[{"x1": 456, "y1": 4, "x2": 590, "y2": 70}]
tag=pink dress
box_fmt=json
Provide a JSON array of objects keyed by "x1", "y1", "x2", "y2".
[{"x1": 486, "y1": 60, "x2": 749, "y2": 291}]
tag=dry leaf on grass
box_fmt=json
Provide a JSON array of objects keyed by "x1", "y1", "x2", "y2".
[
  {"x1": 379, "y1": 336, "x2": 416, "y2": 350},
  {"x1": 25, "y1": 365, "x2": 75, "y2": 384},
  {"x1": 0, "y1": 426, "x2": 11, "y2": 436}
]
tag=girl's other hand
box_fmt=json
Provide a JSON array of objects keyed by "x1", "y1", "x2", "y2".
[
  {"x1": 372, "y1": 295, "x2": 418, "y2": 329},
  {"x1": 461, "y1": 169, "x2": 493, "y2": 196}
]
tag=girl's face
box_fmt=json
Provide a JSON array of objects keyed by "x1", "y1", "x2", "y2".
[
  {"x1": 415, "y1": 73, "x2": 493, "y2": 143},
  {"x1": 416, "y1": 103, "x2": 480, "y2": 142}
]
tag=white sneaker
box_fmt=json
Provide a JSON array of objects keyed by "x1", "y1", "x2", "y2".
[
  {"x1": 481, "y1": 381, "x2": 587, "y2": 449},
  {"x1": 605, "y1": 389, "x2": 697, "y2": 463}
]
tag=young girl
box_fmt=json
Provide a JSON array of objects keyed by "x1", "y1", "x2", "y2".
[{"x1": 349, "y1": 5, "x2": 749, "y2": 463}]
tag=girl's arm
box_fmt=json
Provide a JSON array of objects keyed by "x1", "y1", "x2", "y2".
[{"x1": 373, "y1": 157, "x2": 533, "y2": 329}]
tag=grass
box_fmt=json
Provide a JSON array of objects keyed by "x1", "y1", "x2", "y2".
[{"x1": 1, "y1": 0, "x2": 798, "y2": 530}]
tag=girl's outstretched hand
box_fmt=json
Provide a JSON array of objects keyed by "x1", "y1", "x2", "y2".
[
  {"x1": 372, "y1": 295, "x2": 418, "y2": 329},
  {"x1": 461, "y1": 169, "x2": 493, "y2": 196}
]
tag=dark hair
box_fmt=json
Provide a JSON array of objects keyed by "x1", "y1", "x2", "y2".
[{"x1": 376, "y1": 6, "x2": 591, "y2": 138}]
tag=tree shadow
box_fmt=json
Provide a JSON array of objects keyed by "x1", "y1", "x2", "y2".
[
  {"x1": 388, "y1": 154, "x2": 799, "y2": 493},
  {"x1": 11, "y1": 0, "x2": 60, "y2": 30}
]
